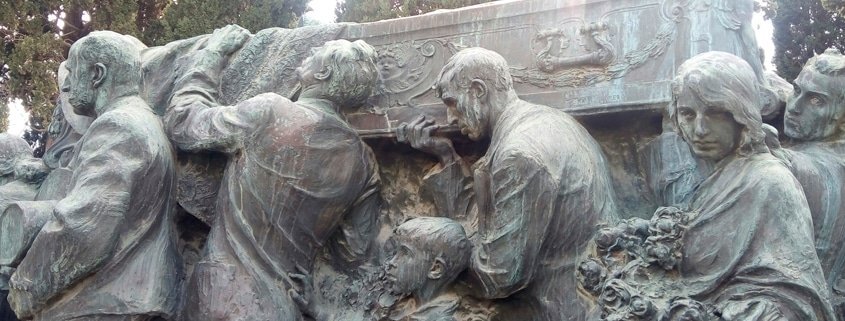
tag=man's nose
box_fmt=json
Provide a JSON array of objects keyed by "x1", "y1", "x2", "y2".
[
  {"x1": 61, "y1": 78, "x2": 70, "y2": 93},
  {"x1": 786, "y1": 98, "x2": 801, "y2": 116}
]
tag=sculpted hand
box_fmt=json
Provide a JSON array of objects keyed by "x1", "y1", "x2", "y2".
[
  {"x1": 206, "y1": 24, "x2": 251, "y2": 56},
  {"x1": 289, "y1": 265, "x2": 319, "y2": 319},
  {"x1": 396, "y1": 115, "x2": 459, "y2": 164}
]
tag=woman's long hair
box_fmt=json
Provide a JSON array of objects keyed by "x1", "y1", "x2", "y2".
[{"x1": 668, "y1": 51, "x2": 769, "y2": 157}]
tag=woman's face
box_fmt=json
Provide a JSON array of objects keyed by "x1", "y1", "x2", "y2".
[{"x1": 675, "y1": 88, "x2": 742, "y2": 162}]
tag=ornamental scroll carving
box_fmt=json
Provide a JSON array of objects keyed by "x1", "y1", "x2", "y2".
[
  {"x1": 366, "y1": 0, "x2": 714, "y2": 106},
  {"x1": 510, "y1": 0, "x2": 690, "y2": 89},
  {"x1": 534, "y1": 23, "x2": 616, "y2": 73},
  {"x1": 373, "y1": 40, "x2": 464, "y2": 108}
]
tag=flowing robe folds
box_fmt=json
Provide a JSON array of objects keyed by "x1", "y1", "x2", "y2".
[
  {"x1": 422, "y1": 101, "x2": 618, "y2": 321},
  {"x1": 680, "y1": 153, "x2": 836, "y2": 320},
  {"x1": 166, "y1": 52, "x2": 380, "y2": 321},
  {"x1": 778, "y1": 141, "x2": 845, "y2": 309},
  {"x1": 8, "y1": 98, "x2": 183, "y2": 320}
]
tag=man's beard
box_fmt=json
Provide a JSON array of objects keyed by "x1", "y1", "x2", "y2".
[
  {"x1": 68, "y1": 88, "x2": 96, "y2": 117},
  {"x1": 460, "y1": 103, "x2": 485, "y2": 141}
]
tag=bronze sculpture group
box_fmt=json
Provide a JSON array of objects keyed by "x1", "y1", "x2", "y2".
[{"x1": 2, "y1": 11, "x2": 845, "y2": 321}]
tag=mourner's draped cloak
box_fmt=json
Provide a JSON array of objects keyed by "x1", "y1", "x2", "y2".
[
  {"x1": 681, "y1": 152, "x2": 836, "y2": 320},
  {"x1": 422, "y1": 101, "x2": 618, "y2": 321},
  {"x1": 779, "y1": 141, "x2": 845, "y2": 308},
  {"x1": 167, "y1": 52, "x2": 380, "y2": 321}
]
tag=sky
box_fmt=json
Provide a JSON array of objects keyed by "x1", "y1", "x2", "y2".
[
  {"x1": 303, "y1": 0, "x2": 338, "y2": 24},
  {"x1": 753, "y1": 10, "x2": 776, "y2": 70},
  {"x1": 7, "y1": 99, "x2": 27, "y2": 136},
  {"x1": 5, "y1": 1, "x2": 777, "y2": 136}
]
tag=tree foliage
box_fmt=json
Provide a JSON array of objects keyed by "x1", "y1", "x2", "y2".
[
  {"x1": 0, "y1": 0, "x2": 308, "y2": 143},
  {"x1": 772, "y1": 0, "x2": 845, "y2": 82},
  {"x1": 336, "y1": 0, "x2": 496, "y2": 23},
  {"x1": 154, "y1": 0, "x2": 308, "y2": 45},
  {"x1": 822, "y1": 0, "x2": 845, "y2": 15}
]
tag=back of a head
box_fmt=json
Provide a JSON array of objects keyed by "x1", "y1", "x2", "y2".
[
  {"x1": 396, "y1": 217, "x2": 471, "y2": 280},
  {"x1": 317, "y1": 39, "x2": 378, "y2": 109},
  {"x1": 0, "y1": 133, "x2": 31, "y2": 176},
  {"x1": 70, "y1": 31, "x2": 143, "y2": 92},
  {"x1": 438, "y1": 47, "x2": 513, "y2": 92}
]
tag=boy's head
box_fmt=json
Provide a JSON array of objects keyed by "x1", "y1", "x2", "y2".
[{"x1": 385, "y1": 217, "x2": 471, "y2": 296}]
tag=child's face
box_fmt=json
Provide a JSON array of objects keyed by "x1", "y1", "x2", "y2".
[{"x1": 385, "y1": 237, "x2": 429, "y2": 295}]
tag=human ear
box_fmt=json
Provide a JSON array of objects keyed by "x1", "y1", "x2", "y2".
[
  {"x1": 470, "y1": 79, "x2": 487, "y2": 99},
  {"x1": 92, "y1": 63, "x2": 107, "y2": 88},
  {"x1": 428, "y1": 257, "x2": 445, "y2": 280},
  {"x1": 314, "y1": 65, "x2": 332, "y2": 81}
]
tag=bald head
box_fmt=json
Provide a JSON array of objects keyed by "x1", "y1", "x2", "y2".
[
  {"x1": 63, "y1": 31, "x2": 143, "y2": 116},
  {"x1": 69, "y1": 31, "x2": 142, "y2": 92}
]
